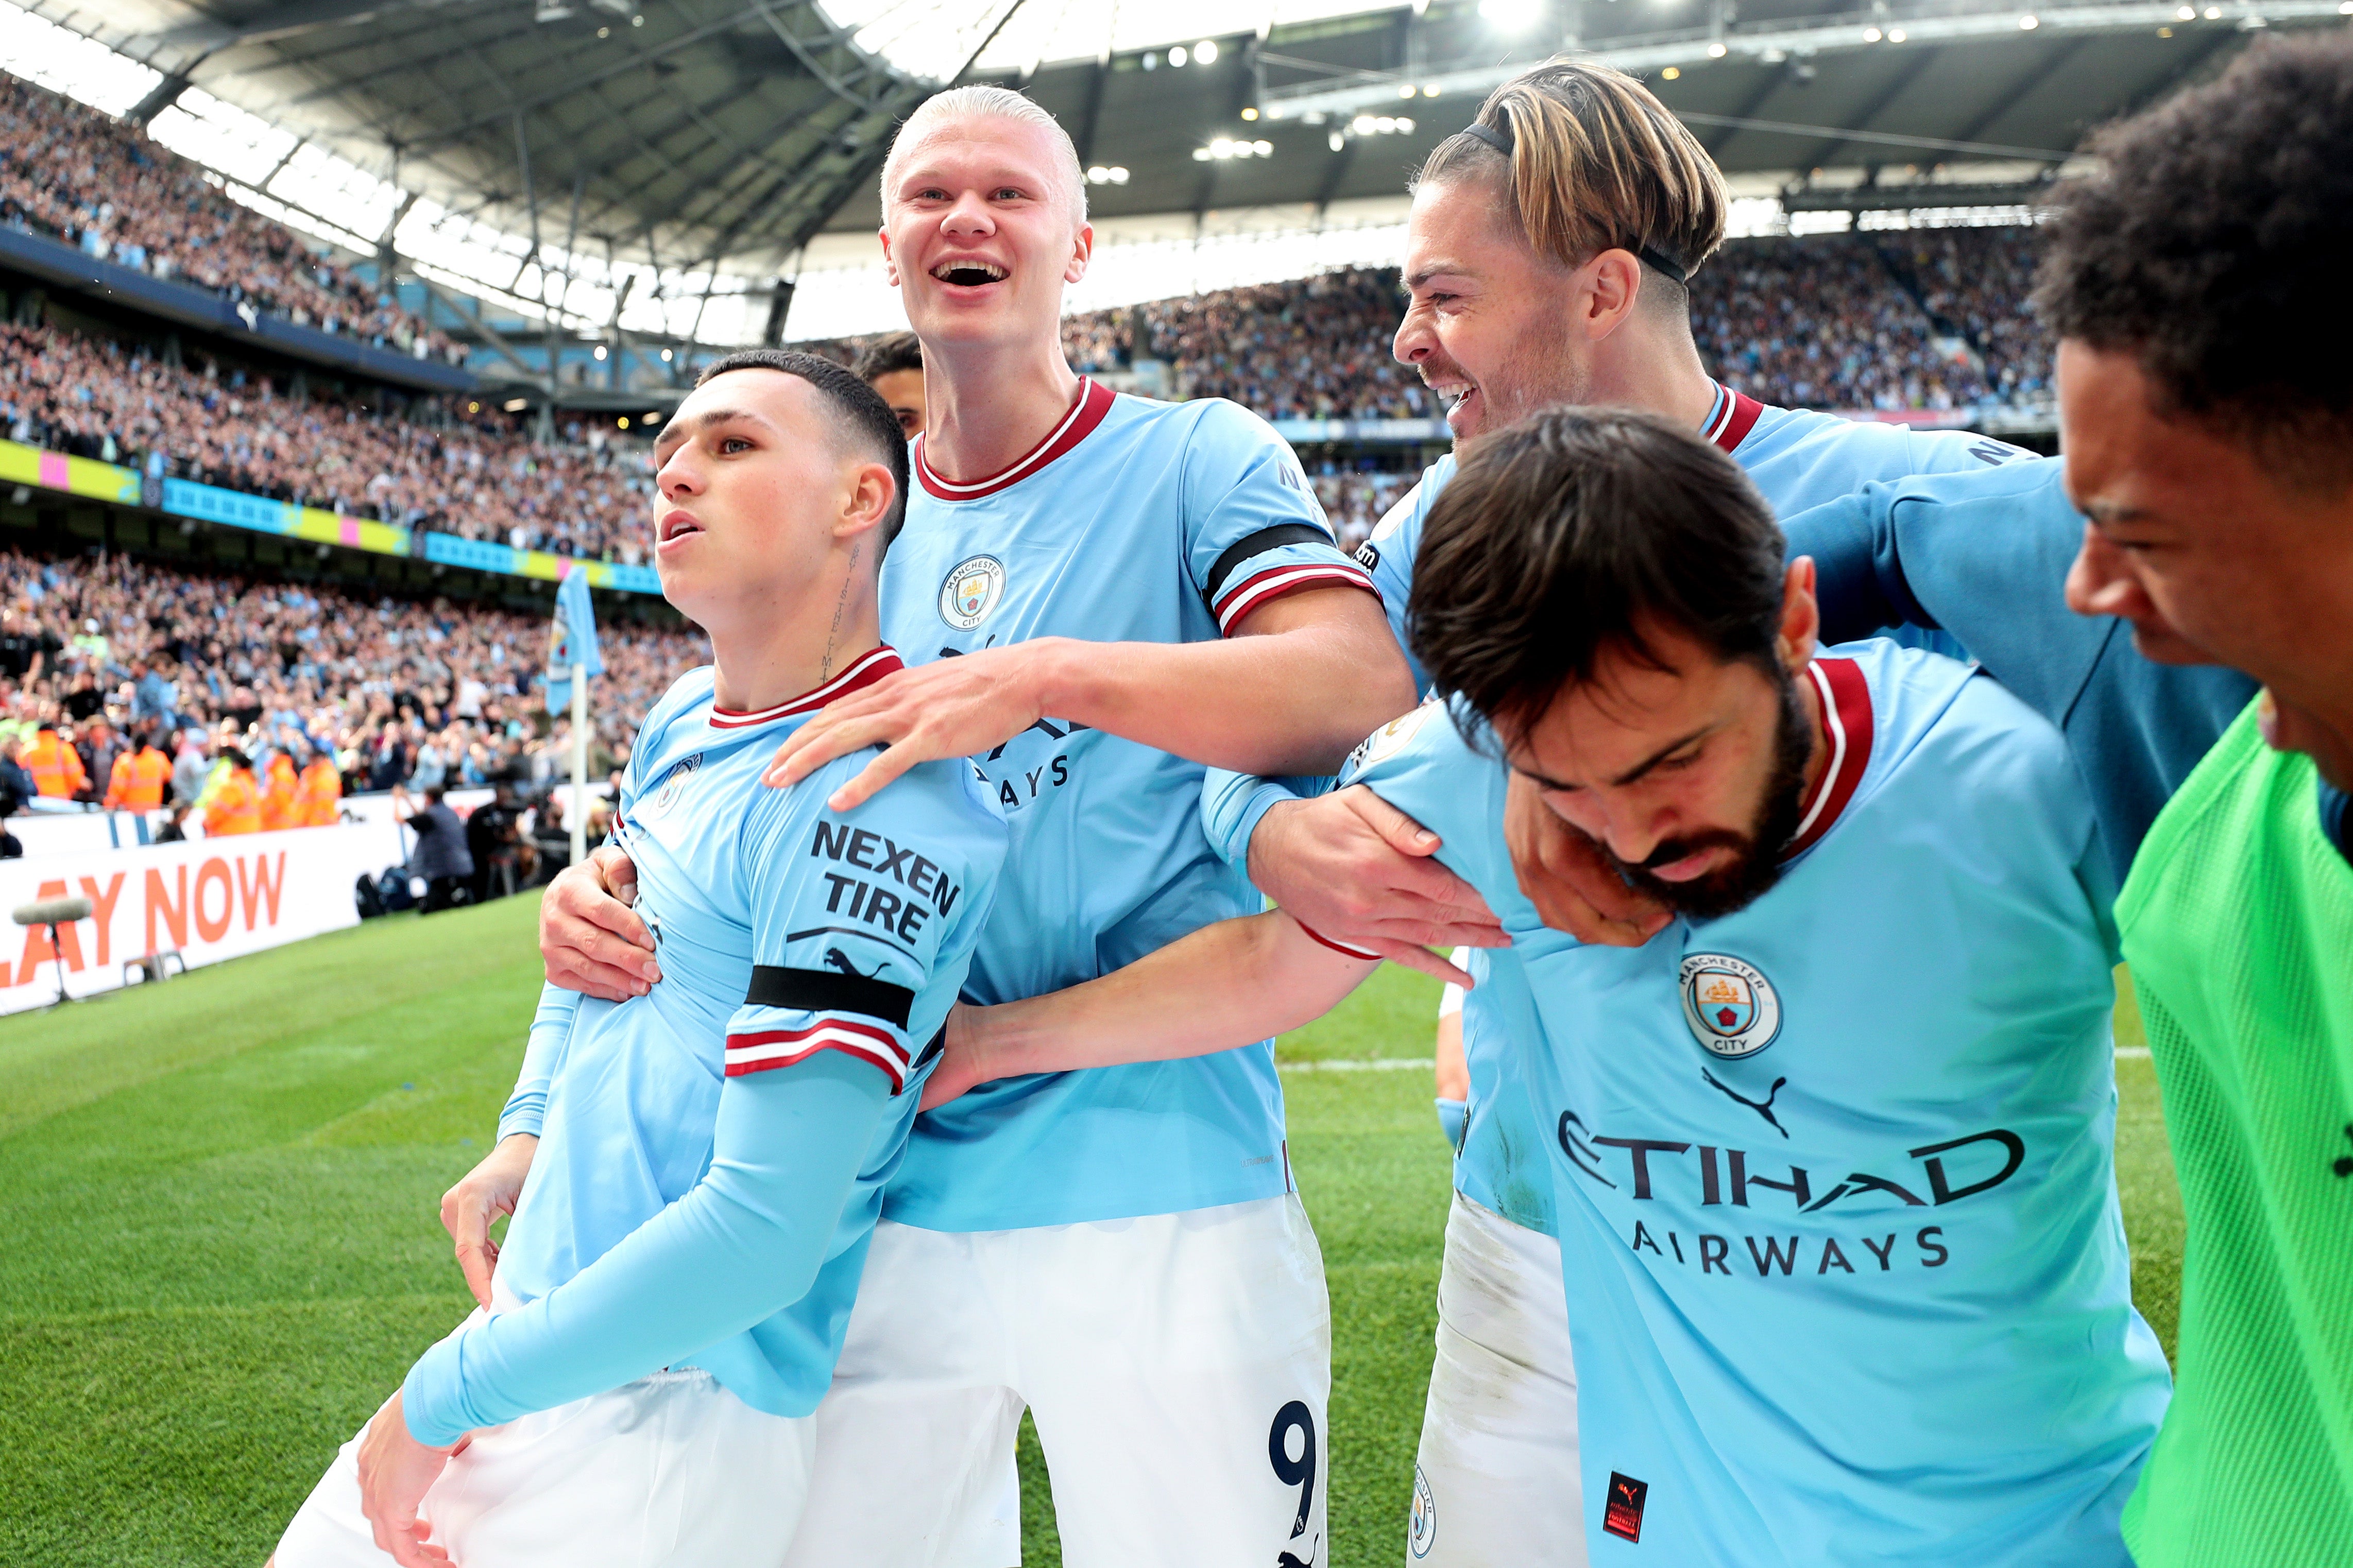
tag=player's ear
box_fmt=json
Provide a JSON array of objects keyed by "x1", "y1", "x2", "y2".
[
  {"x1": 837, "y1": 459, "x2": 896, "y2": 544},
  {"x1": 1775, "y1": 557, "x2": 1820, "y2": 671},
  {"x1": 1064, "y1": 220, "x2": 1094, "y2": 286},
  {"x1": 879, "y1": 225, "x2": 899, "y2": 288},
  {"x1": 1579, "y1": 248, "x2": 1643, "y2": 340}
]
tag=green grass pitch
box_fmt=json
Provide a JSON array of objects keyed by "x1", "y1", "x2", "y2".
[{"x1": 0, "y1": 894, "x2": 2183, "y2": 1565}]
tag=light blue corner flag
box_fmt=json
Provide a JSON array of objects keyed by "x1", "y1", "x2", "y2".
[{"x1": 545, "y1": 567, "x2": 606, "y2": 714}]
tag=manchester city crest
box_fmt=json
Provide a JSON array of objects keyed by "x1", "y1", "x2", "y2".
[
  {"x1": 1679, "y1": 953, "x2": 1782, "y2": 1058},
  {"x1": 646, "y1": 751, "x2": 703, "y2": 817},
  {"x1": 938, "y1": 554, "x2": 1005, "y2": 630},
  {"x1": 1408, "y1": 1466, "x2": 1436, "y2": 1558}
]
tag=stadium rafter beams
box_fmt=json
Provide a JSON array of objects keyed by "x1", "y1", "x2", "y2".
[{"x1": 35, "y1": 0, "x2": 943, "y2": 278}]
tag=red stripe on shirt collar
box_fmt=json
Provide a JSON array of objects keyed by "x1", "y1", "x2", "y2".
[
  {"x1": 914, "y1": 378, "x2": 1116, "y2": 501},
  {"x1": 1783, "y1": 656, "x2": 1872, "y2": 860},
  {"x1": 708, "y1": 646, "x2": 902, "y2": 729},
  {"x1": 1699, "y1": 381, "x2": 1766, "y2": 454}
]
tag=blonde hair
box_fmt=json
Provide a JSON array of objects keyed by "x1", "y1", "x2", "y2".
[
  {"x1": 1418, "y1": 60, "x2": 1726, "y2": 289},
  {"x1": 880, "y1": 85, "x2": 1087, "y2": 223}
]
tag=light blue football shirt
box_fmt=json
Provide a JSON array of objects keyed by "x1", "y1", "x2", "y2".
[
  {"x1": 1206, "y1": 386, "x2": 2036, "y2": 1237},
  {"x1": 1344, "y1": 640, "x2": 2170, "y2": 1564},
  {"x1": 412, "y1": 650, "x2": 1007, "y2": 1444},
  {"x1": 879, "y1": 380, "x2": 1377, "y2": 1231}
]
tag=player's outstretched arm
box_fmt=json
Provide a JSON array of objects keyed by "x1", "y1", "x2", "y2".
[
  {"x1": 1243, "y1": 783, "x2": 1510, "y2": 984},
  {"x1": 920, "y1": 910, "x2": 1390, "y2": 1110},
  {"x1": 767, "y1": 584, "x2": 1414, "y2": 812}
]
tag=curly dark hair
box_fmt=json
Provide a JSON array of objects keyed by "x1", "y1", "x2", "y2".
[{"x1": 2036, "y1": 33, "x2": 2353, "y2": 479}]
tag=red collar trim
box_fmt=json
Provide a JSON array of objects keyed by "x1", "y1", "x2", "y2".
[
  {"x1": 914, "y1": 378, "x2": 1116, "y2": 501},
  {"x1": 1700, "y1": 381, "x2": 1766, "y2": 454},
  {"x1": 1783, "y1": 657, "x2": 1873, "y2": 860},
  {"x1": 708, "y1": 646, "x2": 901, "y2": 729}
]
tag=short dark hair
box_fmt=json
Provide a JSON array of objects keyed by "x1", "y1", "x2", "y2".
[
  {"x1": 2036, "y1": 33, "x2": 2353, "y2": 483},
  {"x1": 697, "y1": 349, "x2": 911, "y2": 547},
  {"x1": 853, "y1": 331, "x2": 923, "y2": 384},
  {"x1": 1411, "y1": 407, "x2": 1785, "y2": 732}
]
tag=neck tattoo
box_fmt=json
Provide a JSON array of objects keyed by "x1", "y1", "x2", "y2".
[{"x1": 819, "y1": 542, "x2": 861, "y2": 680}]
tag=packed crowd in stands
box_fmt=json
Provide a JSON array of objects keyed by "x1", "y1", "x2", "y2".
[
  {"x1": 0, "y1": 33, "x2": 2060, "y2": 575},
  {"x1": 0, "y1": 544, "x2": 705, "y2": 845},
  {"x1": 0, "y1": 72, "x2": 461, "y2": 361},
  {"x1": 0, "y1": 321, "x2": 657, "y2": 562},
  {"x1": 1891, "y1": 226, "x2": 2054, "y2": 402}
]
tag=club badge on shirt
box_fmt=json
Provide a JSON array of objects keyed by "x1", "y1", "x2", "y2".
[
  {"x1": 1680, "y1": 952, "x2": 1782, "y2": 1059},
  {"x1": 939, "y1": 555, "x2": 1006, "y2": 631}
]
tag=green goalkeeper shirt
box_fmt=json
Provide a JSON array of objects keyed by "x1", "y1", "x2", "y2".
[{"x1": 2118, "y1": 701, "x2": 2353, "y2": 1566}]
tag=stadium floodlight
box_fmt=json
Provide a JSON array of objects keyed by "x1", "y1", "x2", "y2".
[
  {"x1": 1242, "y1": 106, "x2": 1260, "y2": 120},
  {"x1": 1329, "y1": 130, "x2": 1346, "y2": 150},
  {"x1": 504, "y1": 398, "x2": 531, "y2": 412},
  {"x1": 2018, "y1": 12, "x2": 2038, "y2": 25},
  {"x1": 1708, "y1": 40, "x2": 1728, "y2": 55},
  {"x1": 1888, "y1": 26, "x2": 1906, "y2": 39},
  {"x1": 1423, "y1": 84, "x2": 1440, "y2": 97},
  {"x1": 1400, "y1": 84, "x2": 1418, "y2": 98},
  {"x1": 1195, "y1": 39, "x2": 1219, "y2": 63},
  {"x1": 1864, "y1": 25, "x2": 1882, "y2": 39},
  {"x1": 1254, "y1": 140, "x2": 1273, "y2": 155},
  {"x1": 1169, "y1": 45, "x2": 1188, "y2": 65}
]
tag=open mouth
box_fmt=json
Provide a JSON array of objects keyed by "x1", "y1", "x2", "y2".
[
  {"x1": 657, "y1": 510, "x2": 702, "y2": 545},
  {"x1": 930, "y1": 259, "x2": 1008, "y2": 288}
]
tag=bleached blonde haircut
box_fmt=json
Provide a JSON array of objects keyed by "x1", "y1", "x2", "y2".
[{"x1": 880, "y1": 85, "x2": 1088, "y2": 224}]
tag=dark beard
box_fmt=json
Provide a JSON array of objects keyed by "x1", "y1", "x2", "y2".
[{"x1": 1607, "y1": 674, "x2": 1815, "y2": 922}]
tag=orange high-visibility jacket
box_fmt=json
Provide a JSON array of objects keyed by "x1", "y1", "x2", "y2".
[
  {"x1": 298, "y1": 758, "x2": 343, "y2": 826},
  {"x1": 204, "y1": 767, "x2": 263, "y2": 835},
  {"x1": 105, "y1": 745, "x2": 171, "y2": 811},
  {"x1": 259, "y1": 754, "x2": 300, "y2": 832},
  {"x1": 21, "y1": 729, "x2": 87, "y2": 799}
]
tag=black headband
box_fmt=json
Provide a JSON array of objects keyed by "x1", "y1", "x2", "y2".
[{"x1": 1456, "y1": 119, "x2": 1691, "y2": 285}]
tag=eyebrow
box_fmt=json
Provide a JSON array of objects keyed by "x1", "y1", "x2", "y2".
[
  {"x1": 1403, "y1": 261, "x2": 1478, "y2": 292},
  {"x1": 1516, "y1": 723, "x2": 1714, "y2": 792},
  {"x1": 653, "y1": 405, "x2": 773, "y2": 456}
]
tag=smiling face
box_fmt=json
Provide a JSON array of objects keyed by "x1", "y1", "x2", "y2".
[
  {"x1": 880, "y1": 115, "x2": 1091, "y2": 353},
  {"x1": 1394, "y1": 177, "x2": 1594, "y2": 442},
  {"x1": 2059, "y1": 339, "x2": 2353, "y2": 785},
  {"x1": 649, "y1": 369, "x2": 884, "y2": 634}
]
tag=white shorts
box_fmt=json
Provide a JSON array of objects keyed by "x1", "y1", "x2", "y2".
[
  {"x1": 781, "y1": 1193, "x2": 1332, "y2": 1568},
  {"x1": 1409, "y1": 1192, "x2": 1584, "y2": 1566},
  {"x1": 272, "y1": 1313, "x2": 815, "y2": 1568}
]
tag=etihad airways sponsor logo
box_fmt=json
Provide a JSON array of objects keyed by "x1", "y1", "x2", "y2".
[{"x1": 1556, "y1": 1111, "x2": 2025, "y2": 1213}]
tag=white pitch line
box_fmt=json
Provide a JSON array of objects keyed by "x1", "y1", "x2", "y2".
[{"x1": 2115, "y1": 1046, "x2": 2152, "y2": 1059}]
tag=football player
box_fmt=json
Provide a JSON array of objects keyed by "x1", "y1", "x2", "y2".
[
  {"x1": 524, "y1": 87, "x2": 1411, "y2": 1566},
  {"x1": 936, "y1": 409, "x2": 2172, "y2": 1565},
  {"x1": 268, "y1": 354, "x2": 1007, "y2": 1568},
  {"x1": 1200, "y1": 62, "x2": 2036, "y2": 1562}
]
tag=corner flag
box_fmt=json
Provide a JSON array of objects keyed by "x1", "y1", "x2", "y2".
[{"x1": 545, "y1": 568, "x2": 605, "y2": 714}]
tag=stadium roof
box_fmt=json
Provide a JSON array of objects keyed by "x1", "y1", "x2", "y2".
[{"x1": 9, "y1": 0, "x2": 2345, "y2": 342}]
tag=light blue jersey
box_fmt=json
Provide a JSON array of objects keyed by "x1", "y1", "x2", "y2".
[
  {"x1": 881, "y1": 379, "x2": 1377, "y2": 1231},
  {"x1": 408, "y1": 650, "x2": 1007, "y2": 1446},
  {"x1": 1207, "y1": 385, "x2": 2035, "y2": 1238},
  {"x1": 1343, "y1": 641, "x2": 2170, "y2": 1564}
]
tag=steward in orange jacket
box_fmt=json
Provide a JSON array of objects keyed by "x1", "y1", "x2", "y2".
[
  {"x1": 21, "y1": 728, "x2": 87, "y2": 799},
  {"x1": 105, "y1": 741, "x2": 172, "y2": 812},
  {"x1": 259, "y1": 752, "x2": 300, "y2": 832},
  {"x1": 298, "y1": 755, "x2": 343, "y2": 826},
  {"x1": 203, "y1": 750, "x2": 263, "y2": 835}
]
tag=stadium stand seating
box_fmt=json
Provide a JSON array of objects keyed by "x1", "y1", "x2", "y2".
[
  {"x1": 2, "y1": 320, "x2": 656, "y2": 563},
  {"x1": 0, "y1": 543, "x2": 697, "y2": 798},
  {"x1": 0, "y1": 62, "x2": 2058, "y2": 621},
  {"x1": 0, "y1": 72, "x2": 458, "y2": 360}
]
